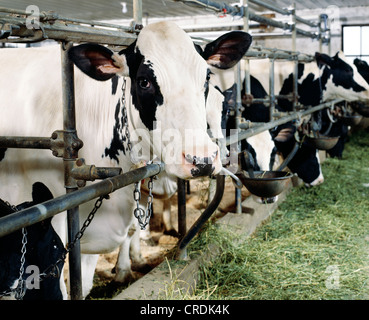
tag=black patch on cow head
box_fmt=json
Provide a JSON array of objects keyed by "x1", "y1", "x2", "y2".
[
  {"x1": 354, "y1": 58, "x2": 369, "y2": 84},
  {"x1": 123, "y1": 47, "x2": 164, "y2": 131},
  {"x1": 103, "y1": 100, "x2": 127, "y2": 163},
  {"x1": 0, "y1": 148, "x2": 6, "y2": 162},
  {"x1": 316, "y1": 52, "x2": 366, "y2": 93}
]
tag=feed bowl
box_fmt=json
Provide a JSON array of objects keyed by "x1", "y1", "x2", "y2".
[
  {"x1": 339, "y1": 114, "x2": 363, "y2": 126},
  {"x1": 237, "y1": 171, "x2": 293, "y2": 198},
  {"x1": 306, "y1": 135, "x2": 339, "y2": 150}
]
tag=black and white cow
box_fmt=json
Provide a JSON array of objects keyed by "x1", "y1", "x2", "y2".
[
  {"x1": 0, "y1": 182, "x2": 64, "y2": 300},
  {"x1": 278, "y1": 52, "x2": 369, "y2": 159},
  {"x1": 0, "y1": 21, "x2": 251, "y2": 298},
  {"x1": 217, "y1": 51, "x2": 369, "y2": 185}
]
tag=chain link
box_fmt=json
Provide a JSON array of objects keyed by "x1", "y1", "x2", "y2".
[
  {"x1": 133, "y1": 177, "x2": 154, "y2": 230},
  {"x1": 121, "y1": 78, "x2": 132, "y2": 153}
]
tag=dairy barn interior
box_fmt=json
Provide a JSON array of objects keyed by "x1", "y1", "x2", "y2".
[{"x1": 0, "y1": 0, "x2": 369, "y2": 304}]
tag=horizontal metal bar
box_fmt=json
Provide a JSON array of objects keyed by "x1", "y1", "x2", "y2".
[
  {"x1": 0, "y1": 136, "x2": 52, "y2": 149},
  {"x1": 0, "y1": 162, "x2": 164, "y2": 238},
  {"x1": 248, "y1": 0, "x2": 318, "y2": 27},
  {"x1": 0, "y1": 7, "x2": 134, "y2": 32},
  {"x1": 175, "y1": 0, "x2": 318, "y2": 39},
  {"x1": 226, "y1": 99, "x2": 344, "y2": 146},
  {"x1": 0, "y1": 13, "x2": 137, "y2": 45}
]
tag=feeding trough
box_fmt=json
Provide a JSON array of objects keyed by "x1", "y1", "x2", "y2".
[
  {"x1": 236, "y1": 170, "x2": 294, "y2": 198},
  {"x1": 305, "y1": 135, "x2": 339, "y2": 150}
]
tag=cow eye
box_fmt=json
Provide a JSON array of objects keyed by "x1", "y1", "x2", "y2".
[{"x1": 138, "y1": 77, "x2": 151, "y2": 89}]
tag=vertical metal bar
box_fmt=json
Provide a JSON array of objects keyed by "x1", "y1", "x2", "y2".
[
  {"x1": 291, "y1": 4, "x2": 298, "y2": 112},
  {"x1": 319, "y1": 14, "x2": 323, "y2": 53},
  {"x1": 61, "y1": 41, "x2": 82, "y2": 300},
  {"x1": 243, "y1": 0, "x2": 251, "y2": 98},
  {"x1": 177, "y1": 178, "x2": 187, "y2": 239},
  {"x1": 235, "y1": 63, "x2": 242, "y2": 214},
  {"x1": 133, "y1": 0, "x2": 142, "y2": 24},
  {"x1": 269, "y1": 58, "x2": 275, "y2": 121},
  {"x1": 291, "y1": 3, "x2": 296, "y2": 52}
]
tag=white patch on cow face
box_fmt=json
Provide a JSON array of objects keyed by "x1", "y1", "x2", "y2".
[
  {"x1": 247, "y1": 131, "x2": 275, "y2": 171},
  {"x1": 133, "y1": 22, "x2": 222, "y2": 179},
  {"x1": 305, "y1": 151, "x2": 324, "y2": 187}
]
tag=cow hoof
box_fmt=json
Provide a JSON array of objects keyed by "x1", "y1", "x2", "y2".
[
  {"x1": 142, "y1": 237, "x2": 157, "y2": 246},
  {"x1": 164, "y1": 228, "x2": 180, "y2": 238},
  {"x1": 113, "y1": 269, "x2": 135, "y2": 283},
  {"x1": 131, "y1": 262, "x2": 153, "y2": 274}
]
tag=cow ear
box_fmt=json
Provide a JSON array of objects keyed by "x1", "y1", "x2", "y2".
[
  {"x1": 68, "y1": 43, "x2": 129, "y2": 81},
  {"x1": 202, "y1": 31, "x2": 252, "y2": 69},
  {"x1": 315, "y1": 52, "x2": 333, "y2": 68}
]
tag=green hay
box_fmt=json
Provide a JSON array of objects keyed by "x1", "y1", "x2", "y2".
[{"x1": 189, "y1": 129, "x2": 369, "y2": 300}]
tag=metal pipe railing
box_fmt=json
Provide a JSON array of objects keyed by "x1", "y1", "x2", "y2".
[
  {"x1": 174, "y1": 0, "x2": 319, "y2": 39},
  {"x1": 0, "y1": 162, "x2": 165, "y2": 239},
  {"x1": 248, "y1": 0, "x2": 318, "y2": 28},
  {"x1": 0, "y1": 9, "x2": 138, "y2": 46},
  {"x1": 226, "y1": 99, "x2": 344, "y2": 147}
]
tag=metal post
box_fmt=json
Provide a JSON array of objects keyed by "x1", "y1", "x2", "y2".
[
  {"x1": 235, "y1": 63, "x2": 242, "y2": 214},
  {"x1": 269, "y1": 58, "x2": 275, "y2": 121},
  {"x1": 61, "y1": 41, "x2": 82, "y2": 300},
  {"x1": 243, "y1": 0, "x2": 251, "y2": 98},
  {"x1": 133, "y1": 0, "x2": 142, "y2": 25},
  {"x1": 291, "y1": 4, "x2": 298, "y2": 112},
  {"x1": 177, "y1": 178, "x2": 187, "y2": 239}
]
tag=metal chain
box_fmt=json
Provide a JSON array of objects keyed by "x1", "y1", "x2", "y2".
[
  {"x1": 0, "y1": 195, "x2": 107, "y2": 299},
  {"x1": 40, "y1": 195, "x2": 108, "y2": 281},
  {"x1": 121, "y1": 78, "x2": 132, "y2": 153},
  {"x1": 14, "y1": 227, "x2": 28, "y2": 300},
  {"x1": 120, "y1": 77, "x2": 156, "y2": 230},
  {"x1": 133, "y1": 177, "x2": 154, "y2": 230}
]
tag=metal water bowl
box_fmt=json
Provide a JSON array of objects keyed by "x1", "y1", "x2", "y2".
[
  {"x1": 339, "y1": 114, "x2": 363, "y2": 126},
  {"x1": 306, "y1": 135, "x2": 339, "y2": 150},
  {"x1": 237, "y1": 171, "x2": 293, "y2": 198}
]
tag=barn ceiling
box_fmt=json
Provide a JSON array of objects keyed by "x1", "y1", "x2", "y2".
[{"x1": 0, "y1": 0, "x2": 368, "y2": 21}]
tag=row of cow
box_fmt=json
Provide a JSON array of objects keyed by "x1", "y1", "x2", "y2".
[{"x1": 1, "y1": 21, "x2": 369, "y2": 299}]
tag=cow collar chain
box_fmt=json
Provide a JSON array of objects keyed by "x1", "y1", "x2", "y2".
[
  {"x1": 121, "y1": 78, "x2": 155, "y2": 230},
  {"x1": 0, "y1": 202, "x2": 28, "y2": 300}
]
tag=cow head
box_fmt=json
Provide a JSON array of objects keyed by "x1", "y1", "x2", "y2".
[
  {"x1": 354, "y1": 58, "x2": 369, "y2": 84},
  {"x1": 69, "y1": 21, "x2": 252, "y2": 179},
  {"x1": 315, "y1": 52, "x2": 369, "y2": 103}
]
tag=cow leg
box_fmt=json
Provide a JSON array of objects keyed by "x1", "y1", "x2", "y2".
[
  {"x1": 114, "y1": 224, "x2": 138, "y2": 283},
  {"x1": 80, "y1": 254, "x2": 99, "y2": 299},
  {"x1": 162, "y1": 198, "x2": 179, "y2": 237}
]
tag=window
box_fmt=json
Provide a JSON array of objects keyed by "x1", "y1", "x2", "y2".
[{"x1": 342, "y1": 25, "x2": 369, "y2": 64}]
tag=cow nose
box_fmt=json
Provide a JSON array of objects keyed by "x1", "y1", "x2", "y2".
[{"x1": 185, "y1": 152, "x2": 217, "y2": 177}]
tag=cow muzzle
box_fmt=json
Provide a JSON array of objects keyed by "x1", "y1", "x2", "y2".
[{"x1": 184, "y1": 152, "x2": 218, "y2": 178}]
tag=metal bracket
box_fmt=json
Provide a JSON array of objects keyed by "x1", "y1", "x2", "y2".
[
  {"x1": 50, "y1": 130, "x2": 83, "y2": 158},
  {"x1": 70, "y1": 158, "x2": 123, "y2": 187}
]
